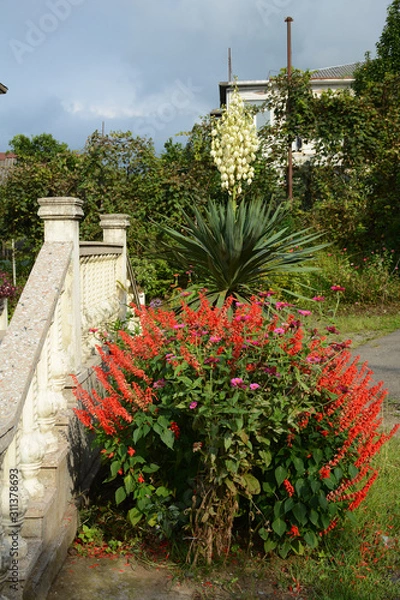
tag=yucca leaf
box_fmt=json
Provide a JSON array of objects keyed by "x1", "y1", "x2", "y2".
[{"x1": 155, "y1": 198, "x2": 329, "y2": 304}]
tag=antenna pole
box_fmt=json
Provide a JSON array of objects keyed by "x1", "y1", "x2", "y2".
[{"x1": 228, "y1": 48, "x2": 232, "y2": 82}]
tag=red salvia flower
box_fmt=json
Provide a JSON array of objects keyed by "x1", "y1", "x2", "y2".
[{"x1": 283, "y1": 479, "x2": 295, "y2": 497}]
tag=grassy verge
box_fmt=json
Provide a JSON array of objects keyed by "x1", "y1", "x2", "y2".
[
  {"x1": 334, "y1": 305, "x2": 400, "y2": 346},
  {"x1": 285, "y1": 436, "x2": 400, "y2": 600}
]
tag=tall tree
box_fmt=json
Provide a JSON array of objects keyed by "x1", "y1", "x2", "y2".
[
  {"x1": 353, "y1": 0, "x2": 400, "y2": 94},
  {"x1": 9, "y1": 133, "x2": 69, "y2": 162}
]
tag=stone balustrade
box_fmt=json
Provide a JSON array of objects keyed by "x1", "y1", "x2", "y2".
[{"x1": 0, "y1": 198, "x2": 133, "y2": 599}]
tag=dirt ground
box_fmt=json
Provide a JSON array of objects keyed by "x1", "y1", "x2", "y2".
[{"x1": 47, "y1": 552, "x2": 303, "y2": 600}]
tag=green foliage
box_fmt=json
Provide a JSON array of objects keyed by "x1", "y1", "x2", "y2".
[
  {"x1": 353, "y1": 0, "x2": 400, "y2": 94},
  {"x1": 0, "y1": 134, "x2": 78, "y2": 271},
  {"x1": 8, "y1": 133, "x2": 69, "y2": 161},
  {"x1": 310, "y1": 248, "x2": 400, "y2": 306},
  {"x1": 156, "y1": 198, "x2": 327, "y2": 306},
  {"x1": 74, "y1": 296, "x2": 398, "y2": 564}
]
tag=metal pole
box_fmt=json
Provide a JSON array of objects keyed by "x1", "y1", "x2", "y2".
[
  {"x1": 285, "y1": 17, "x2": 293, "y2": 202},
  {"x1": 228, "y1": 48, "x2": 232, "y2": 82}
]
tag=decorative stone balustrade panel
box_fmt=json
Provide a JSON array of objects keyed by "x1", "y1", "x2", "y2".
[{"x1": 80, "y1": 253, "x2": 121, "y2": 359}]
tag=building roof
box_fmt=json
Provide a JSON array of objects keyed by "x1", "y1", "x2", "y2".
[
  {"x1": 216, "y1": 63, "x2": 359, "y2": 110},
  {"x1": 0, "y1": 82, "x2": 8, "y2": 94},
  {"x1": 0, "y1": 152, "x2": 17, "y2": 162},
  {"x1": 310, "y1": 63, "x2": 360, "y2": 80}
]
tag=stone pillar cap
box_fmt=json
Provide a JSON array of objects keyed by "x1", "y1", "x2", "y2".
[
  {"x1": 99, "y1": 214, "x2": 130, "y2": 229},
  {"x1": 38, "y1": 197, "x2": 84, "y2": 220}
]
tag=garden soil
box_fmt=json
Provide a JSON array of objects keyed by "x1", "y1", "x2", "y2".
[{"x1": 47, "y1": 329, "x2": 400, "y2": 600}]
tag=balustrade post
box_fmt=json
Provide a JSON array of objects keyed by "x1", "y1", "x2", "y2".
[
  {"x1": 38, "y1": 197, "x2": 84, "y2": 374},
  {"x1": 99, "y1": 214, "x2": 130, "y2": 319},
  {"x1": 0, "y1": 298, "x2": 7, "y2": 333},
  {"x1": 0, "y1": 439, "x2": 29, "y2": 561},
  {"x1": 0, "y1": 453, "x2": 11, "y2": 600}
]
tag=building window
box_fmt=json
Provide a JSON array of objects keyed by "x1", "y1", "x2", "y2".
[{"x1": 245, "y1": 99, "x2": 270, "y2": 129}]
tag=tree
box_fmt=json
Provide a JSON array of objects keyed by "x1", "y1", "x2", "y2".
[
  {"x1": 9, "y1": 133, "x2": 69, "y2": 162},
  {"x1": 353, "y1": 0, "x2": 400, "y2": 94}
]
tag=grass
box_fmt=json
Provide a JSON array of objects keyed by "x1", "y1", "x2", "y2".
[
  {"x1": 287, "y1": 436, "x2": 400, "y2": 600},
  {"x1": 334, "y1": 305, "x2": 400, "y2": 346}
]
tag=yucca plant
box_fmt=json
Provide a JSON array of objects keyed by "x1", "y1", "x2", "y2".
[{"x1": 157, "y1": 198, "x2": 328, "y2": 306}]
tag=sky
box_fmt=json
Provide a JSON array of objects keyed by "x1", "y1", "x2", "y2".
[{"x1": 0, "y1": 0, "x2": 392, "y2": 153}]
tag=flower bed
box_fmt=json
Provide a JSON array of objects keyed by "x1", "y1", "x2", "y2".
[{"x1": 74, "y1": 295, "x2": 399, "y2": 563}]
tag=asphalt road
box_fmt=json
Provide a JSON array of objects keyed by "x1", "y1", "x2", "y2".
[{"x1": 353, "y1": 328, "x2": 400, "y2": 400}]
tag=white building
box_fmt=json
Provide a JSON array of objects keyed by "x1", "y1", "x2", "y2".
[{"x1": 214, "y1": 63, "x2": 359, "y2": 162}]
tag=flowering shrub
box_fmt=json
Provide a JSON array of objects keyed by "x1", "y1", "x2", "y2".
[
  {"x1": 311, "y1": 248, "x2": 400, "y2": 306},
  {"x1": 74, "y1": 295, "x2": 398, "y2": 563},
  {"x1": 210, "y1": 86, "x2": 259, "y2": 199},
  {"x1": 0, "y1": 271, "x2": 16, "y2": 300}
]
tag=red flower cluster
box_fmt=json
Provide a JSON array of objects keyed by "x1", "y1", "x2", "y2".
[
  {"x1": 170, "y1": 421, "x2": 180, "y2": 439},
  {"x1": 283, "y1": 479, "x2": 295, "y2": 496}
]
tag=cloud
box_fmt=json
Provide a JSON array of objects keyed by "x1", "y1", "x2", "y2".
[{"x1": 0, "y1": 0, "x2": 392, "y2": 152}]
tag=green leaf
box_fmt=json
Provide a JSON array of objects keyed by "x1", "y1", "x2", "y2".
[
  {"x1": 133, "y1": 428, "x2": 143, "y2": 444},
  {"x1": 291, "y1": 539, "x2": 305, "y2": 555},
  {"x1": 224, "y1": 434, "x2": 233, "y2": 451},
  {"x1": 258, "y1": 449, "x2": 272, "y2": 467},
  {"x1": 115, "y1": 486, "x2": 127, "y2": 505},
  {"x1": 142, "y1": 463, "x2": 160, "y2": 474},
  {"x1": 128, "y1": 507, "x2": 143, "y2": 527},
  {"x1": 318, "y1": 492, "x2": 328, "y2": 511},
  {"x1": 312, "y1": 449, "x2": 323, "y2": 465},
  {"x1": 110, "y1": 460, "x2": 122, "y2": 477},
  {"x1": 295, "y1": 478, "x2": 306, "y2": 496},
  {"x1": 304, "y1": 530, "x2": 319, "y2": 548},
  {"x1": 278, "y1": 541, "x2": 291, "y2": 558},
  {"x1": 320, "y1": 513, "x2": 330, "y2": 530},
  {"x1": 263, "y1": 539, "x2": 277, "y2": 553},
  {"x1": 274, "y1": 500, "x2": 284, "y2": 519},
  {"x1": 334, "y1": 467, "x2": 343, "y2": 481},
  {"x1": 262, "y1": 480, "x2": 275, "y2": 494},
  {"x1": 225, "y1": 478, "x2": 238, "y2": 495},
  {"x1": 348, "y1": 464, "x2": 359, "y2": 479},
  {"x1": 272, "y1": 518, "x2": 287, "y2": 537},
  {"x1": 155, "y1": 486, "x2": 171, "y2": 498},
  {"x1": 226, "y1": 459, "x2": 239, "y2": 474},
  {"x1": 293, "y1": 457, "x2": 305, "y2": 474},
  {"x1": 310, "y1": 509, "x2": 319, "y2": 526},
  {"x1": 160, "y1": 428, "x2": 175, "y2": 449},
  {"x1": 242, "y1": 473, "x2": 261, "y2": 496},
  {"x1": 284, "y1": 497, "x2": 295, "y2": 513},
  {"x1": 310, "y1": 479, "x2": 321, "y2": 494},
  {"x1": 293, "y1": 502, "x2": 307, "y2": 525},
  {"x1": 123, "y1": 474, "x2": 135, "y2": 495},
  {"x1": 275, "y1": 466, "x2": 288, "y2": 487}
]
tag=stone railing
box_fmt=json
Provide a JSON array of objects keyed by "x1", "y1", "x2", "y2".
[{"x1": 0, "y1": 198, "x2": 134, "y2": 599}]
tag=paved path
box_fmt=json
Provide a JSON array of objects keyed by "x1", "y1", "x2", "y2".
[{"x1": 352, "y1": 328, "x2": 400, "y2": 400}]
